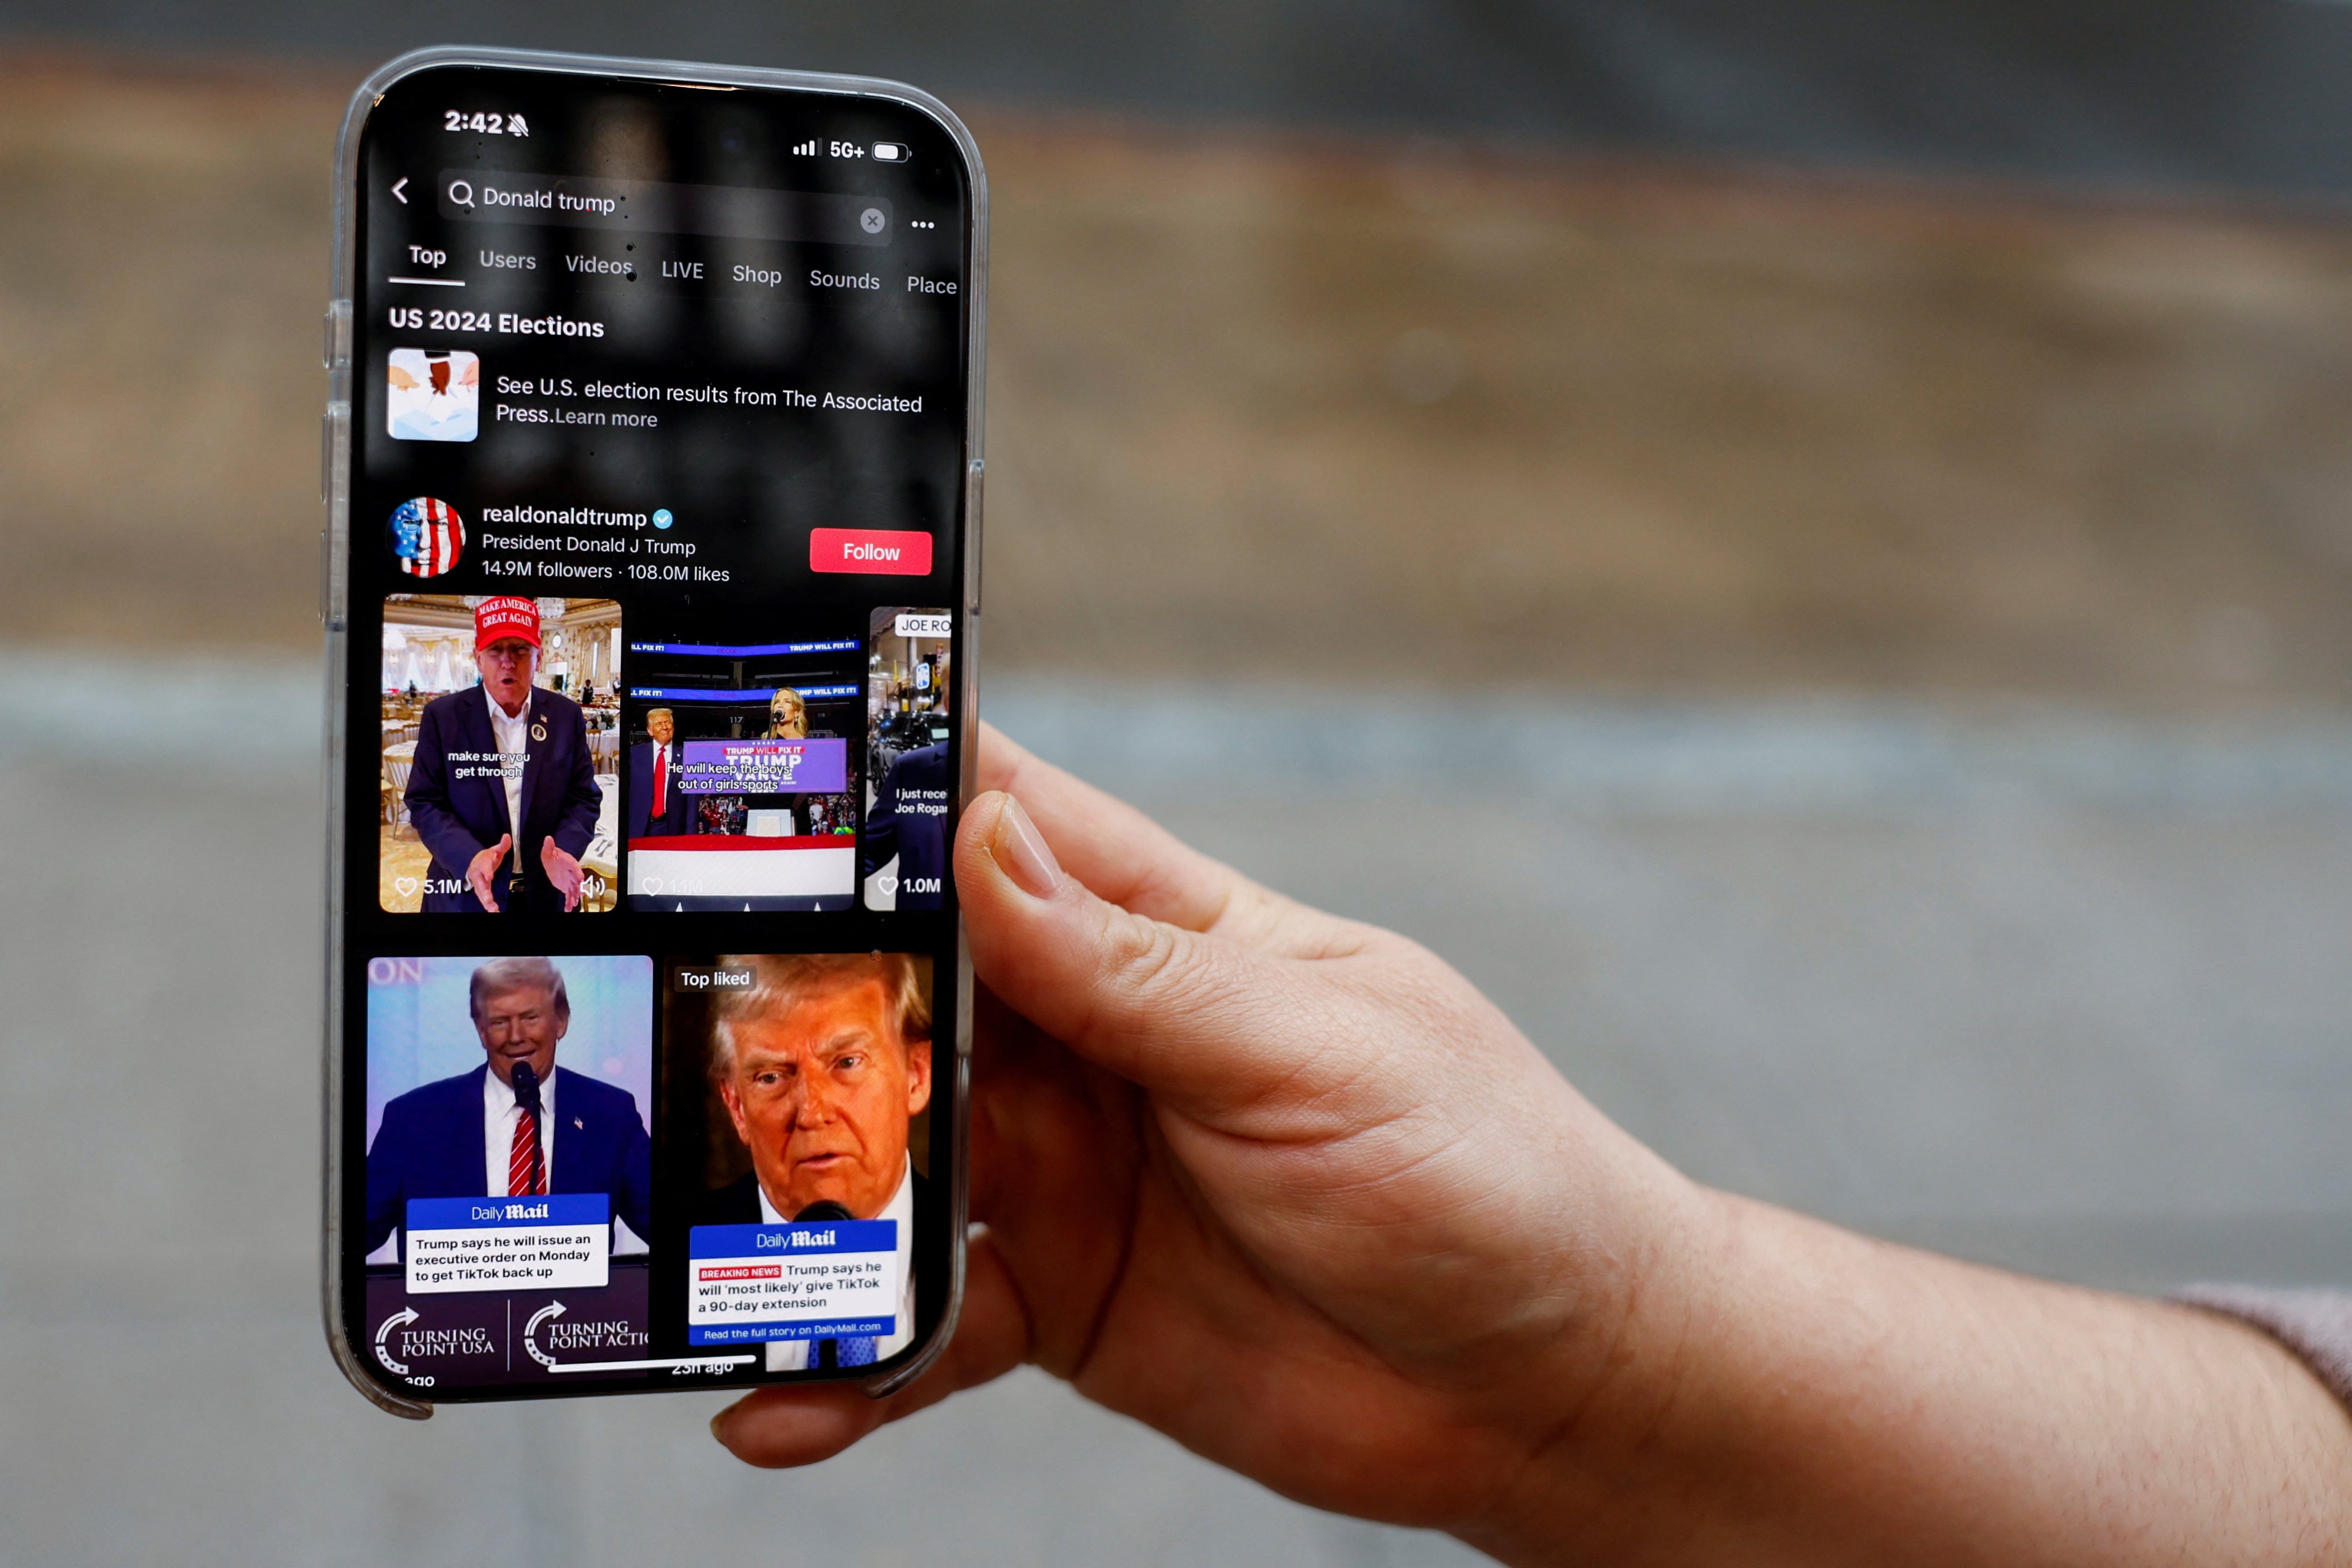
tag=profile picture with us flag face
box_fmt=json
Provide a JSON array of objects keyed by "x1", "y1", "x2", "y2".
[{"x1": 388, "y1": 497, "x2": 464, "y2": 578}]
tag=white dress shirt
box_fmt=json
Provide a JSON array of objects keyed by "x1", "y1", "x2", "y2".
[
  {"x1": 364, "y1": 1070, "x2": 562, "y2": 1269},
  {"x1": 479, "y1": 1065, "x2": 646, "y2": 1256},
  {"x1": 485, "y1": 685, "x2": 531, "y2": 870},
  {"x1": 759, "y1": 1160, "x2": 917, "y2": 1372},
  {"x1": 482, "y1": 1063, "x2": 555, "y2": 1196}
]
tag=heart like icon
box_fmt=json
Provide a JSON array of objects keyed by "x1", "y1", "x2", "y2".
[
  {"x1": 642, "y1": 877, "x2": 664, "y2": 895},
  {"x1": 394, "y1": 876, "x2": 419, "y2": 898},
  {"x1": 876, "y1": 874, "x2": 899, "y2": 895}
]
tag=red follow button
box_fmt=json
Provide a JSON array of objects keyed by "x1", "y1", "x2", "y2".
[{"x1": 809, "y1": 527, "x2": 933, "y2": 576}]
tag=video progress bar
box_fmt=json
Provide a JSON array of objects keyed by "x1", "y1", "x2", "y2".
[{"x1": 543, "y1": 1354, "x2": 758, "y2": 1373}]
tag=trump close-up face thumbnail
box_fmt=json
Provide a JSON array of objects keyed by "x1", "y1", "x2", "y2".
[{"x1": 714, "y1": 961, "x2": 931, "y2": 1221}]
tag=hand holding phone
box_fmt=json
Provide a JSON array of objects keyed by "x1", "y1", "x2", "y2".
[
  {"x1": 717, "y1": 731, "x2": 2352, "y2": 1568},
  {"x1": 711, "y1": 735, "x2": 1643, "y2": 1528}
]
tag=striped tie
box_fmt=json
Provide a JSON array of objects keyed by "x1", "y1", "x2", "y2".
[{"x1": 507, "y1": 1106, "x2": 544, "y2": 1196}]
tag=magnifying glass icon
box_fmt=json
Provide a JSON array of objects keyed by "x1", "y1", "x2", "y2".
[{"x1": 446, "y1": 179, "x2": 474, "y2": 207}]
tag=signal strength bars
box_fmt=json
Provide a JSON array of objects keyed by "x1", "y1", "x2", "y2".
[{"x1": 793, "y1": 138, "x2": 818, "y2": 156}]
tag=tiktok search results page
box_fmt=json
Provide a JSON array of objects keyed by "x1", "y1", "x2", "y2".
[{"x1": 341, "y1": 68, "x2": 969, "y2": 1400}]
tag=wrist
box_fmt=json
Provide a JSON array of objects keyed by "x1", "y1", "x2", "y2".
[{"x1": 1450, "y1": 1174, "x2": 1750, "y2": 1565}]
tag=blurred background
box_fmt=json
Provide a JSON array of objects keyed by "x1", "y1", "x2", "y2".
[{"x1": 3, "y1": 3, "x2": 2350, "y2": 1563}]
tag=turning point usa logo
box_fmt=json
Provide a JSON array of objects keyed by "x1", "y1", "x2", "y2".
[{"x1": 373, "y1": 1304, "x2": 496, "y2": 1376}]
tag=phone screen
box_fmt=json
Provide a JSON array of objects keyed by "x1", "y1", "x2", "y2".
[{"x1": 329, "y1": 60, "x2": 978, "y2": 1405}]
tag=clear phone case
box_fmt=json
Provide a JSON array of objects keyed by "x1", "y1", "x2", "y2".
[{"x1": 320, "y1": 46, "x2": 984, "y2": 1418}]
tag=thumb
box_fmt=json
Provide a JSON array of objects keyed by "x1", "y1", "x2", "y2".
[
  {"x1": 494, "y1": 833, "x2": 512, "y2": 855},
  {"x1": 956, "y1": 791, "x2": 1335, "y2": 1117}
]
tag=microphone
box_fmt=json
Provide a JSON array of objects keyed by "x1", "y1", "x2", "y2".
[
  {"x1": 794, "y1": 1200, "x2": 860, "y2": 1370},
  {"x1": 510, "y1": 1062, "x2": 546, "y2": 1195},
  {"x1": 795, "y1": 1212, "x2": 860, "y2": 1363}
]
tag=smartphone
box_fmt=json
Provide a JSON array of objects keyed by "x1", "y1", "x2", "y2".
[{"x1": 320, "y1": 48, "x2": 984, "y2": 1416}]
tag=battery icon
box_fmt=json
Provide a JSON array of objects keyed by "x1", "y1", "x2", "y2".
[{"x1": 872, "y1": 142, "x2": 909, "y2": 162}]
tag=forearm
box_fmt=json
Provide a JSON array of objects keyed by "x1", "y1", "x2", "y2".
[{"x1": 1470, "y1": 1192, "x2": 2352, "y2": 1566}]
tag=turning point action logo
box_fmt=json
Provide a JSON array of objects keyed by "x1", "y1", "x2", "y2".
[{"x1": 526, "y1": 1300, "x2": 649, "y2": 1365}]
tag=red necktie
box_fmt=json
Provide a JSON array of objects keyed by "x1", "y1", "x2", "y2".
[
  {"x1": 508, "y1": 1106, "x2": 545, "y2": 1196},
  {"x1": 653, "y1": 745, "x2": 667, "y2": 818}
]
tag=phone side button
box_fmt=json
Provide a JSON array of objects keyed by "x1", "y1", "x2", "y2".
[
  {"x1": 323, "y1": 300, "x2": 352, "y2": 370},
  {"x1": 319, "y1": 404, "x2": 335, "y2": 504},
  {"x1": 964, "y1": 459, "x2": 984, "y2": 616},
  {"x1": 321, "y1": 401, "x2": 350, "y2": 627}
]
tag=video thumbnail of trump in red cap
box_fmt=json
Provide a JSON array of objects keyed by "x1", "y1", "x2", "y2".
[{"x1": 397, "y1": 594, "x2": 606, "y2": 914}]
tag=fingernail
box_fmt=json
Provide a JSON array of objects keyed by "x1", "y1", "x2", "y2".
[
  {"x1": 710, "y1": 1405, "x2": 736, "y2": 1445},
  {"x1": 991, "y1": 794, "x2": 1062, "y2": 898}
]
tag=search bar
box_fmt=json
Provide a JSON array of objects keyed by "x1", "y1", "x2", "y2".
[{"x1": 438, "y1": 172, "x2": 891, "y2": 246}]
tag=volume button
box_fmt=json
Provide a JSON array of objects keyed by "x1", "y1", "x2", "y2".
[
  {"x1": 321, "y1": 401, "x2": 350, "y2": 629},
  {"x1": 323, "y1": 300, "x2": 352, "y2": 370},
  {"x1": 320, "y1": 403, "x2": 350, "y2": 504},
  {"x1": 964, "y1": 459, "x2": 984, "y2": 616}
]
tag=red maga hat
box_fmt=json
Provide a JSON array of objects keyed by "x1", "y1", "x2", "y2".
[{"x1": 473, "y1": 595, "x2": 542, "y2": 648}]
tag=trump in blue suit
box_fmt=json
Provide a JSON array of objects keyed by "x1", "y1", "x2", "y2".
[
  {"x1": 364, "y1": 957, "x2": 652, "y2": 1257},
  {"x1": 626, "y1": 708, "x2": 690, "y2": 840}
]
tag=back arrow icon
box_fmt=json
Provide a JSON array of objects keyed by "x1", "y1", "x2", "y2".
[{"x1": 392, "y1": 178, "x2": 409, "y2": 204}]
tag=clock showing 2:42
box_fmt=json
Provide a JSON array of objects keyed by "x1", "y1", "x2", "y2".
[{"x1": 444, "y1": 110, "x2": 530, "y2": 136}]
